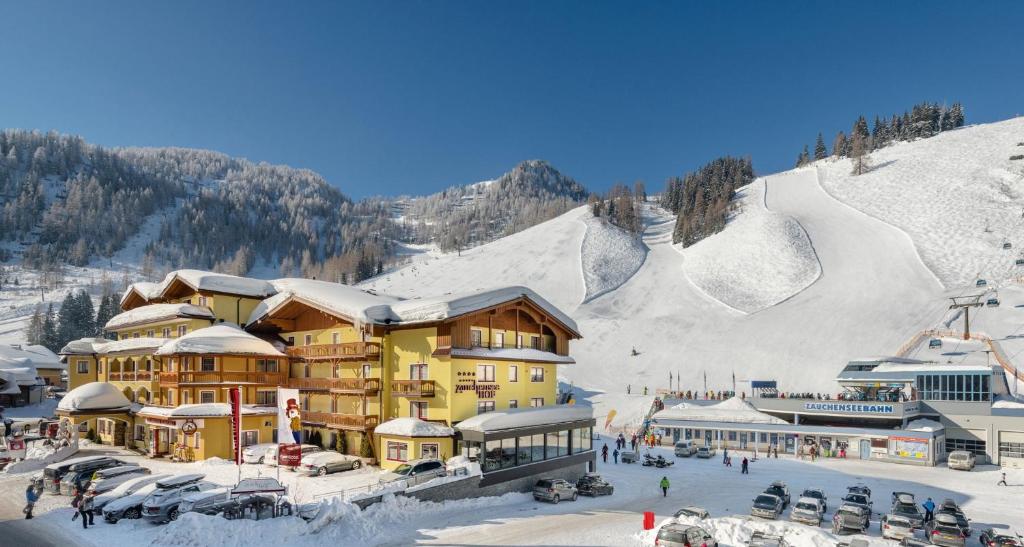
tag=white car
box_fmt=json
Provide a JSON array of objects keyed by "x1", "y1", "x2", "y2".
[
  {"x1": 242, "y1": 443, "x2": 279, "y2": 464},
  {"x1": 300, "y1": 451, "x2": 363, "y2": 476},
  {"x1": 264, "y1": 444, "x2": 322, "y2": 466},
  {"x1": 93, "y1": 474, "x2": 172, "y2": 512}
]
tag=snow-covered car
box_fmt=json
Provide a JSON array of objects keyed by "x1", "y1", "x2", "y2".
[
  {"x1": 103, "y1": 482, "x2": 164, "y2": 523},
  {"x1": 751, "y1": 493, "x2": 784, "y2": 519},
  {"x1": 881, "y1": 514, "x2": 916, "y2": 541},
  {"x1": 60, "y1": 460, "x2": 133, "y2": 494},
  {"x1": 978, "y1": 528, "x2": 1022, "y2": 547},
  {"x1": 889, "y1": 492, "x2": 924, "y2": 528},
  {"x1": 947, "y1": 451, "x2": 976, "y2": 471},
  {"x1": 747, "y1": 531, "x2": 789, "y2": 547},
  {"x1": 93, "y1": 474, "x2": 171, "y2": 512},
  {"x1": 621, "y1": 450, "x2": 639, "y2": 463},
  {"x1": 763, "y1": 481, "x2": 791, "y2": 508},
  {"x1": 44, "y1": 455, "x2": 125, "y2": 494},
  {"x1": 926, "y1": 513, "x2": 967, "y2": 547},
  {"x1": 800, "y1": 488, "x2": 828, "y2": 512},
  {"x1": 790, "y1": 497, "x2": 824, "y2": 526},
  {"x1": 532, "y1": 478, "x2": 577, "y2": 503},
  {"x1": 87, "y1": 465, "x2": 151, "y2": 495},
  {"x1": 241, "y1": 443, "x2": 279, "y2": 464},
  {"x1": 300, "y1": 451, "x2": 363, "y2": 476},
  {"x1": 847, "y1": 484, "x2": 872, "y2": 499},
  {"x1": 178, "y1": 487, "x2": 231, "y2": 515},
  {"x1": 696, "y1": 446, "x2": 715, "y2": 458},
  {"x1": 656, "y1": 523, "x2": 718, "y2": 547},
  {"x1": 832, "y1": 503, "x2": 870, "y2": 534},
  {"x1": 937, "y1": 499, "x2": 971, "y2": 537},
  {"x1": 842, "y1": 492, "x2": 872, "y2": 512},
  {"x1": 576, "y1": 474, "x2": 613, "y2": 496},
  {"x1": 673, "y1": 506, "x2": 709, "y2": 520},
  {"x1": 140, "y1": 474, "x2": 217, "y2": 523},
  {"x1": 380, "y1": 458, "x2": 446, "y2": 487},
  {"x1": 929, "y1": 339, "x2": 943, "y2": 348},
  {"x1": 264, "y1": 444, "x2": 322, "y2": 466}
]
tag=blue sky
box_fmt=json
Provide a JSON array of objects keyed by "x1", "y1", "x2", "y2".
[{"x1": 2, "y1": 2, "x2": 1022, "y2": 199}]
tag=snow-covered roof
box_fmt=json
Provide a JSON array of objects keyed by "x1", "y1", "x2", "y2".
[
  {"x1": 120, "y1": 281, "x2": 161, "y2": 306},
  {"x1": 449, "y1": 347, "x2": 575, "y2": 363},
  {"x1": 905, "y1": 418, "x2": 945, "y2": 432},
  {"x1": 154, "y1": 323, "x2": 285, "y2": 356},
  {"x1": 59, "y1": 337, "x2": 111, "y2": 356},
  {"x1": 456, "y1": 406, "x2": 593, "y2": 433},
  {"x1": 157, "y1": 269, "x2": 276, "y2": 298},
  {"x1": 248, "y1": 278, "x2": 399, "y2": 326},
  {"x1": 653, "y1": 397, "x2": 787, "y2": 425},
  {"x1": 0, "y1": 354, "x2": 40, "y2": 386},
  {"x1": 105, "y1": 303, "x2": 214, "y2": 330},
  {"x1": 57, "y1": 382, "x2": 132, "y2": 412},
  {"x1": 136, "y1": 403, "x2": 277, "y2": 417},
  {"x1": 101, "y1": 337, "x2": 170, "y2": 356},
  {"x1": 375, "y1": 417, "x2": 455, "y2": 437},
  {"x1": 388, "y1": 286, "x2": 580, "y2": 334},
  {"x1": 0, "y1": 344, "x2": 64, "y2": 371}
]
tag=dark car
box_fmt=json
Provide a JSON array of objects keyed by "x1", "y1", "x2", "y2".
[
  {"x1": 926, "y1": 513, "x2": 967, "y2": 547},
  {"x1": 763, "y1": 481, "x2": 791, "y2": 508},
  {"x1": 842, "y1": 492, "x2": 872, "y2": 512},
  {"x1": 938, "y1": 499, "x2": 971, "y2": 537},
  {"x1": 801, "y1": 488, "x2": 828, "y2": 512},
  {"x1": 847, "y1": 484, "x2": 872, "y2": 499},
  {"x1": 576, "y1": 474, "x2": 614, "y2": 496},
  {"x1": 751, "y1": 494, "x2": 785, "y2": 520},
  {"x1": 978, "y1": 528, "x2": 1022, "y2": 547}
]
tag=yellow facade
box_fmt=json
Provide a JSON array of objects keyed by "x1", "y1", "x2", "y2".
[
  {"x1": 112, "y1": 317, "x2": 212, "y2": 341},
  {"x1": 68, "y1": 356, "x2": 98, "y2": 389},
  {"x1": 377, "y1": 434, "x2": 454, "y2": 471}
]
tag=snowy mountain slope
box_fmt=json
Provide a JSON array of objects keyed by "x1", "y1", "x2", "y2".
[
  {"x1": 679, "y1": 179, "x2": 821, "y2": 313},
  {"x1": 818, "y1": 116, "x2": 1024, "y2": 289},
  {"x1": 580, "y1": 214, "x2": 647, "y2": 302}
]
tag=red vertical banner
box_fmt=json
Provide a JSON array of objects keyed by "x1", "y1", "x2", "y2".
[{"x1": 230, "y1": 386, "x2": 242, "y2": 465}]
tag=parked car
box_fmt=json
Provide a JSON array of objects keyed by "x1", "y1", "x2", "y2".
[
  {"x1": 842, "y1": 492, "x2": 872, "y2": 512},
  {"x1": 890, "y1": 492, "x2": 924, "y2": 528},
  {"x1": 576, "y1": 473, "x2": 614, "y2": 496},
  {"x1": 103, "y1": 482, "x2": 165, "y2": 523},
  {"x1": 656, "y1": 523, "x2": 718, "y2": 547},
  {"x1": 178, "y1": 487, "x2": 231, "y2": 515},
  {"x1": 901, "y1": 538, "x2": 932, "y2": 547},
  {"x1": 696, "y1": 446, "x2": 715, "y2": 459},
  {"x1": 43, "y1": 456, "x2": 125, "y2": 494},
  {"x1": 380, "y1": 458, "x2": 446, "y2": 487},
  {"x1": 881, "y1": 514, "x2": 917, "y2": 541},
  {"x1": 790, "y1": 497, "x2": 824, "y2": 526},
  {"x1": 948, "y1": 451, "x2": 976, "y2": 471},
  {"x1": 93, "y1": 474, "x2": 171, "y2": 512},
  {"x1": 764, "y1": 481, "x2": 791, "y2": 508},
  {"x1": 978, "y1": 528, "x2": 1023, "y2": 547},
  {"x1": 300, "y1": 451, "x2": 363, "y2": 476},
  {"x1": 673, "y1": 506, "x2": 710, "y2": 520},
  {"x1": 937, "y1": 500, "x2": 971, "y2": 537},
  {"x1": 926, "y1": 513, "x2": 968, "y2": 547},
  {"x1": 800, "y1": 488, "x2": 828, "y2": 512},
  {"x1": 264, "y1": 443, "x2": 322, "y2": 466},
  {"x1": 847, "y1": 484, "x2": 872, "y2": 499},
  {"x1": 60, "y1": 461, "x2": 135, "y2": 495},
  {"x1": 747, "y1": 531, "x2": 789, "y2": 547},
  {"x1": 832, "y1": 503, "x2": 870, "y2": 534},
  {"x1": 621, "y1": 450, "x2": 639, "y2": 464},
  {"x1": 532, "y1": 478, "x2": 577, "y2": 503},
  {"x1": 241, "y1": 443, "x2": 279, "y2": 464},
  {"x1": 751, "y1": 493, "x2": 785, "y2": 520},
  {"x1": 141, "y1": 475, "x2": 218, "y2": 523},
  {"x1": 87, "y1": 465, "x2": 151, "y2": 495},
  {"x1": 674, "y1": 440, "x2": 696, "y2": 457}
]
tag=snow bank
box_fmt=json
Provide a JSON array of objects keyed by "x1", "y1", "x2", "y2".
[
  {"x1": 374, "y1": 417, "x2": 454, "y2": 437},
  {"x1": 654, "y1": 397, "x2": 786, "y2": 424},
  {"x1": 4, "y1": 442, "x2": 79, "y2": 474},
  {"x1": 105, "y1": 303, "x2": 214, "y2": 330},
  {"x1": 639, "y1": 514, "x2": 841, "y2": 547},
  {"x1": 906, "y1": 418, "x2": 944, "y2": 432},
  {"x1": 154, "y1": 323, "x2": 285, "y2": 356},
  {"x1": 57, "y1": 382, "x2": 132, "y2": 411},
  {"x1": 680, "y1": 180, "x2": 821, "y2": 313},
  {"x1": 580, "y1": 215, "x2": 647, "y2": 302},
  {"x1": 456, "y1": 405, "x2": 593, "y2": 432},
  {"x1": 156, "y1": 269, "x2": 276, "y2": 299}
]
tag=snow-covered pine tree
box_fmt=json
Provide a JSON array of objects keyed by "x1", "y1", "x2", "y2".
[
  {"x1": 25, "y1": 305, "x2": 44, "y2": 345},
  {"x1": 814, "y1": 133, "x2": 828, "y2": 160},
  {"x1": 41, "y1": 303, "x2": 59, "y2": 351},
  {"x1": 832, "y1": 132, "x2": 848, "y2": 158}
]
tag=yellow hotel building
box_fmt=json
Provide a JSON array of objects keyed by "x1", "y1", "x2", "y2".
[{"x1": 60, "y1": 270, "x2": 581, "y2": 465}]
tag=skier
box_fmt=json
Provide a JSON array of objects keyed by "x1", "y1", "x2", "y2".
[
  {"x1": 659, "y1": 476, "x2": 670, "y2": 497},
  {"x1": 922, "y1": 497, "x2": 935, "y2": 523},
  {"x1": 613, "y1": 448, "x2": 619, "y2": 464},
  {"x1": 643, "y1": 386, "x2": 648, "y2": 396},
  {"x1": 627, "y1": 384, "x2": 631, "y2": 395},
  {"x1": 741, "y1": 456, "x2": 749, "y2": 474},
  {"x1": 601, "y1": 443, "x2": 609, "y2": 463},
  {"x1": 998, "y1": 472, "x2": 1007, "y2": 486},
  {"x1": 24, "y1": 479, "x2": 41, "y2": 519}
]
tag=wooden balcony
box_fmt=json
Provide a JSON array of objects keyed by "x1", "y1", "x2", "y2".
[
  {"x1": 158, "y1": 370, "x2": 288, "y2": 386},
  {"x1": 301, "y1": 411, "x2": 379, "y2": 431},
  {"x1": 285, "y1": 342, "x2": 381, "y2": 361},
  {"x1": 110, "y1": 371, "x2": 154, "y2": 382},
  {"x1": 287, "y1": 377, "x2": 380, "y2": 395},
  {"x1": 390, "y1": 379, "x2": 436, "y2": 398}
]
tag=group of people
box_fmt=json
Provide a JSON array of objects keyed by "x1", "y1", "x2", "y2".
[{"x1": 25, "y1": 480, "x2": 98, "y2": 528}]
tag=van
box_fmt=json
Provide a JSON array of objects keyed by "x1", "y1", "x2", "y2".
[
  {"x1": 674, "y1": 440, "x2": 696, "y2": 457},
  {"x1": 43, "y1": 456, "x2": 123, "y2": 494},
  {"x1": 947, "y1": 450, "x2": 975, "y2": 471}
]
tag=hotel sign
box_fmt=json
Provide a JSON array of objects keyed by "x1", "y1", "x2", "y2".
[{"x1": 803, "y1": 402, "x2": 895, "y2": 414}]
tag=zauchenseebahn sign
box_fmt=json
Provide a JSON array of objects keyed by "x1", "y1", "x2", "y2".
[{"x1": 803, "y1": 402, "x2": 895, "y2": 414}]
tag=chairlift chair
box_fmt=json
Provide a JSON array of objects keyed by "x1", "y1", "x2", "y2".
[
  {"x1": 976, "y1": 279, "x2": 987, "y2": 287},
  {"x1": 1004, "y1": 242, "x2": 1013, "y2": 250},
  {"x1": 928, "y1": 338, "x2": 943, "y2": 349},
  {"x1": 1017, "y1": 258, "x2": 1024, "y2": 266}
]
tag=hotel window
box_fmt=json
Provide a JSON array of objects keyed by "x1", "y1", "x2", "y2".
[
  {"x1": 77, "y1": 360, "x2": 89, "y2": 374},
  {"x1": 362, "y1": 363, "x2": 372, "y2": 378},
  {"x1": 133, "y1": 332, "x2": 140, "y2": 338},
  {"x1": 200, "y1": 391, "x2": 215, "y2": 404},
  {"x1": 530, "y1": 336, "x2": 539, "y2": 349},
  {"x1": 162, "y1": 327, "x2": 171, "y2": 338},
  {"x1": 304, "y1": 334, "x2": 313, "y2": 346},
  {"x1": 387, "y1": 441, "x2": 409, "y2": 462},
  {"x1": 516, "y1": 334, "x2": 523, "y2": 348},
  {"x1": 420, "y1": 443, "x2": 439, "y2": 460},
  {"x1": 508, "y1": 365, "x2": 518, "y2": 382},
  {"x1": 198, "y1": 296, "x2": 207, "y2": 307},
  {"x1": 241, "y1": 430, "x2": 258, "y2": 447},
  {"x1": 177, "y1": 325, "x2": 187, "y2": 337},
  {"x1": 182, "y1": 391, "x2": 191, "y2": 404},
  {"x1": 147, "y1": 330, "x2": 155, "y2": 338},
  {"x1": 332, "y1": 332, "x2": 340, "y2": 345},
  {"x1": 530, "y1": 397, "x2": 544, "y2": 407},
  {"x1": 530, "y1": 367, "x2": 544, "y2": 382},
  {"x1": 410, "y1": 401, "x2": 428, "y2": 419},
  {"x1": 332, "y1": 364, "x2": 341, "y2": 379},
  {"x1": 410, "y1": 363, "x2": 428, "y2": 380},
  {"x1": 256, "y1": 359, "x2": 278, "y2": 372},
  {"x1": 508, "y1": 399, "x2": 518, "y2": 409},
  {"x1": 494, "y1": 332, "x2": 505, "y2": 348},
  {"x1": 145, "y1": 359, "x2": 152, "y2": 371},
  {"x1": 470, "y1": 329, "x2": 483, "y2": 347},
  {"x1": 167, "y1": 390, "x2": 175, "y2": 405},
  {"x1": 477, "y1": 364, "x2": 495, "y2": 382},
  {"x1": 200, "y1": 357, "x2": 216, "y2": 372},
  {"x1": 301, "y1": 394, "x2": 310, "y2": 411},
  {"x1": 287, "y1": 336, "x2": 295, "y2": 345},
  {"x1": 477, "y1": 400, "x2": 496, "y2": 414},
  {"x1": 256, "y1": 390, "x2": 277, "y2": 405}
]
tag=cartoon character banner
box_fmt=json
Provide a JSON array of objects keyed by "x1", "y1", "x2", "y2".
[{"x1": 277, "y1": 388, "x2": 301, "y2": 444}]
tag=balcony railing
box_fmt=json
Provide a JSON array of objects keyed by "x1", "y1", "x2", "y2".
[
  {"x1": 391, "y1": 379, "x2": 436, "y2": 398},
  {"x1": 301, "y1": 411, "x2": 379, "y2": 431},
  {"x1": 287, "y1": 377, "x2": 380, "y2": 395},
  {"x1": 108, "y1": 371, "x2": 154, "y2": 382},
  {"x1": 159, "y1": 370, "x2": 288, "y2": 386},
  {"x1": 286, "y1": 342, "x2": 381, "y2": 361},
  {"x1": 467, "y1": 340, "x2": 558, "y2": 354}
]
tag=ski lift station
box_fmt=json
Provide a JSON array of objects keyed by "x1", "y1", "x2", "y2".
[{"x1": 651, "y1": 354, "x2": 1024, "y2": 468}]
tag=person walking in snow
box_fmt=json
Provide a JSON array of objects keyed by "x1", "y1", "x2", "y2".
[
  {"x1": 643, "y1": 386, "x2": 648, "y2": 396},
  {"x1": 613, "y1": 448, "x2": 619, "y2": 464},
  {"x1": 631, "y1": 433, "x2": 637, "y2": 451},
  {"x1": 601, "y1": 443, "x2": 609, "y2": 463},
  {"x1": 922, "y1": 497, "x2": 935, "y2": 523},
  {"x1": 627, "y1": 385, "x2": 631, "y2": 395},
  {"x1": 998, "y1": 472, "x2": 1007, "y2": 486},
  {"x1": 722, "y1": 447, "x2": 728, "y2": 464},
  {"x1": 24, "y1": 480, "x2": 41, "y2": 519},
  {"x1": 741, "y1": 457, "x2": 749, "y2": 474},
  {"x1": 660, "y1": 476, "x2": 670, "y2": 497}
]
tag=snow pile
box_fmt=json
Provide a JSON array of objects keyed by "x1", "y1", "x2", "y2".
[
  {"x1": 4, "y1": 442, "x2": 79, "y2": 474},
  {"x1": 374, "y1": 417, "x2": 454, "y2": 437},
  {"x1": 654, "y1": 397, "x2": 786, "y2": 424},
  {"x1": 456, "y1": 405, "x2": 593, "y2": 433},
  {"x1": 105, "y1": 303, "x2": 214, "y2": 330},
  {"x1": 154, "y1": 323, "x2": 285, "y2": 356},
  {"x1": 57, "y1": 382, "x2": 132, "y2": 411},
  {"x1": 906, "y1": 418, "x2": 945, "y2": 432},
  {"x1": 680, "y1": 180, "x2": 821, "y2": 313},
  {"x1": 249, "y1": 278, "x2": 399, "y2": 326},
  {"x1": 580, "y1": 214, "x2": 647, "y2": 302},
  {"x1": 639, "y1": 514, "x2": 840, "y2": 547},
  {"x1": 98, "y1": 337, "x2": 170, "y2": 355},
  {"x1": 156, "y1": 269, "x2": 276, "y2": 299},
  {"x1": 818, "y1": 117, "x2": 1024, "y2": 289}
]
